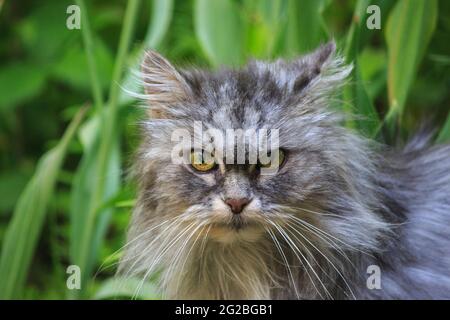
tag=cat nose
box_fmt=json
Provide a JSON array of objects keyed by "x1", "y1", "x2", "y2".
[{"x1": 225, "y1": 198, "x2": 251, "y2": 214}]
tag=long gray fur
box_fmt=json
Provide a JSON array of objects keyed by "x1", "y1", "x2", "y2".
[{"x1": 119, "y1": 42, "x2": 450, "y2": 299}]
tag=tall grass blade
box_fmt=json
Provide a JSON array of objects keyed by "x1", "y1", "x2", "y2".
[
  {"x1": 343, "y1": 0, "x2": 380, "y2": 136},
  {"x1": 75, "y1": 0, "x2": 104, "y2": 111},
  {"x1": 242, "y1": 0, "x2": 285, "y2": 58},
  {"x1": 194, "y1": 0, "x2": 245, "y2": 66},
  {"x1": 280, "y1": 0, "x2": 329, "y2": 56},
  {"x1": 145, "y1": 0, "x2": 174, "y2": 48},
  {"x1": 69, "y1": 0, "x2": 140, "y2": 297},
  {"x1": 0, "y1": 107, "x2": 87, "y2": 299},
  {"x1": 385, "y1": 0, "x2": 437, "y2": 125},
  {"x1": 120, "y1": 0, "x2": 174, "y2": 105},
  {"x1": 69, "y1": 130, "x2": 121, "y2": 294},
  {"x1": 437, "y1": 114, "x2": 450, "y2": 143}
]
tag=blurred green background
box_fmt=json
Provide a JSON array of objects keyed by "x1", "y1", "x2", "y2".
[{"x1": 0, "y1": 0, "x2": 449, "y2": 299}]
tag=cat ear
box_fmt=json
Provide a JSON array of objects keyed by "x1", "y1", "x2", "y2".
[
  {"x1": 141, "y1": 50, "x2": 191, "y2": 118},
  {"x1": 292, "y1": 41, "x2": 351, "y2": 93},
  {"x1": 305, "y1": 41, "x2": 336, "y2": 68}
]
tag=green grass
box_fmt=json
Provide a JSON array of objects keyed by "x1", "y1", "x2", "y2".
[{"x1": 0, "y1": 0, "x2": 449, "y2": 299}]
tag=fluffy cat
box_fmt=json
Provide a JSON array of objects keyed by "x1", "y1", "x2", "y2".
[{"x1": 119, "y1": 42, "x2": 450, "y2": 299}]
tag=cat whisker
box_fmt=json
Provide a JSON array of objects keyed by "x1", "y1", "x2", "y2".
[
  {"x1": 265, "y1": 208, "x2": 358, "y2": 264},
  {"x1": 120, "y1": 208, "x2": 207, "y2": 280},
  {"x1": 95, "y1": 216, "x2": 180, "y2": 278},
  {"x1": 285, "y1": 215, "x2": 358, "y2": 269},
  {"x1": 199, "y1": 224, "x2": 216, "y2": 287},
  {"x1": 114, "y1": 216, "x2": 187, "y2": 298},
  {"x1": 264, "y1": 226, "x2": 301, "y2": 299},
  {"x1": 283, "y1": 219, "x2": 356, "y2": 299},
  {"x1": 166, "y1": 222, "x2": 207, "y2": 297},
  {"x1": 121, "y1": 216, "x2": 186, "y2": 277},
  {"x1": 173, "y1": 223, "x2": 208, "y2": 295},
  {"x1": 285, "y1": 216, "x2": 366, "y2": 285},
  {"x1": 267, "y1": 220, "x2": 330, "y2": 299},
  {"x1": 287, "y1": 213, "x2": 375, "y2": 258},
  {"x1": 133, "y1": 221, "x2": 199, "y2": 299}
]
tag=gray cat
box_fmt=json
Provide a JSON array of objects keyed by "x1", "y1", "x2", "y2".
[{"x1": 119, "y1": 42, "x2": 450, "y2": 299}]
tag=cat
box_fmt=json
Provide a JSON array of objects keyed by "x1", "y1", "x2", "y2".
[{"x1": 119, "y1": 42, "x2": 450, "y2": 299}]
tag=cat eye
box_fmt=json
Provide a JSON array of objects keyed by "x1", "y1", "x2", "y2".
[
  {"x1": 258, "y1": 149, "x2": 286, "y2": 169},
  {"x1": 190, "y1": 150, "x2": 217, "y2": 172}
]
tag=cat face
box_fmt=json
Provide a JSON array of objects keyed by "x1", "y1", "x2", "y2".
[
  {"x1": 122, "y1": 43, "x2": 392, "y2": 299},
  {"x1": 134, "y1": 42, "x2": 382, "y2": 247}
]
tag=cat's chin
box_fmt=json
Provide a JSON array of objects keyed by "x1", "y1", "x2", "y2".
[{"x1": 206, "y1": 222, "x2": 265, "y2": 244}]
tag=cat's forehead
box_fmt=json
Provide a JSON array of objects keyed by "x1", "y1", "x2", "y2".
[
  {"x1": 183, "y1": 67, "x2": 287, "y2": 130},
  {"x1": 141, "y1": 42, "x2": 349, "y2": 147}
]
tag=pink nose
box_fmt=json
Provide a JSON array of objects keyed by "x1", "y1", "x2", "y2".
[{"x1": 225, "y1": 198, "x2": 251, "y2": 214}]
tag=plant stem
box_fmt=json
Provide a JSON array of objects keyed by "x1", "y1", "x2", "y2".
[
  {"x1": 76, "y1": 0, "x2": 104, "y2": 111},
  {"x1": 75, "y1": 0, "x2": 140, "y2": 296}
]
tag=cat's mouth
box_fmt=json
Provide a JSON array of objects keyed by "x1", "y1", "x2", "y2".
[
  {"x1": 229, "y1": 215, "x2": 245, "y2": 230},
  {"x1": 202, "y1": 216, "x2": 265, "y2": 243},
  {"x1": 210, "y1": 215, "x2": 260, "y2": 232}
]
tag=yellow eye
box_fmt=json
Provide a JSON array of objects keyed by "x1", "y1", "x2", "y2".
[
  {"x1": 259, "y1": 149, "x2": 286, "y2": 168},
  {"x1": 190, "y1": 150, "x2": 216, "y2": 172}
]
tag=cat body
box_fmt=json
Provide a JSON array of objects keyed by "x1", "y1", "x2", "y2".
[{"x1": 120, "y1": 42, "x2": 450, "y2": 299}]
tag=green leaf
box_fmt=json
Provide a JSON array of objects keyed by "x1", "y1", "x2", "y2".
[
  {"x1": 69, "y1": 129, "x2": 121, "y2": 292},
  {"x1": 95, "y1": 184, "x2": 137, "y2": 213},
  {"x1": 0, "y1": 107, "x2": 86, "y2": 299},
  {"x1": 279, "y1": 0, "x2": 329, "y2": 56},
  {"x1": 343, "y1": 0, "x2": 380, "y2": 136},
  {"x1": 359, "y1": 49, "x2": 387, "y2": 100},
  {"x1": 95, "y1": 277, "x2": 160, "y2": 300},
  {"x1": 17, "y1": 1, "x2": 73, "y2": 62},
  {"x1": 242, "y1": 0, "x2": 285, "y2": 58},
  {"x1": 353, "y1": 62, "x2": 380, "y2": 136},
  {"x1": 194, "y1": 0, "x2": 245, "y2": 66},
  {"x1": 145, "y1": 0, "x2": 174, "y2": 48},
  {"x1": 437, "y1": 113, "x2": 450, "y2": 143},
  {"x1": 51, "y1": 39, "x2": 114, "y2": 92},
  {"x1": 0, "y1": 171, "x2": 31, "y2": 214},
  {"x1": 344, "y1": 0, "x2": 370, "y2": 62},
  {"x1": 69, "y1": 0, "x2": 140, "y2": 298},
  {"x1": 119, "y1": 0, "x2": 174, "y2": 105},
  {"x1": 385, "y1": 0, "x2": 438, "y2": 122},
  {"x1": 76, "y1": 0, "x2": 106, "y2": 111},
  {"x1": 344, "y1": 0, "x2": 396, "y2": 63},
  {"x1": 0, "y1": 63, "x2": 46, "y2": 112}
]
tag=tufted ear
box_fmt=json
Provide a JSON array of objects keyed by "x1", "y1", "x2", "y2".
[
  {"x1": 141, "y1": 50, "x2": 191, "y2": 118},
  {"x1": 292, "y1": 41, "x2": 340, "y2": 92}
]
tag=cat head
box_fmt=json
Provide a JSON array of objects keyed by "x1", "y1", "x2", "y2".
[{"x1": 132, "y1": 41, "x2": 386, "y2": 248}]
